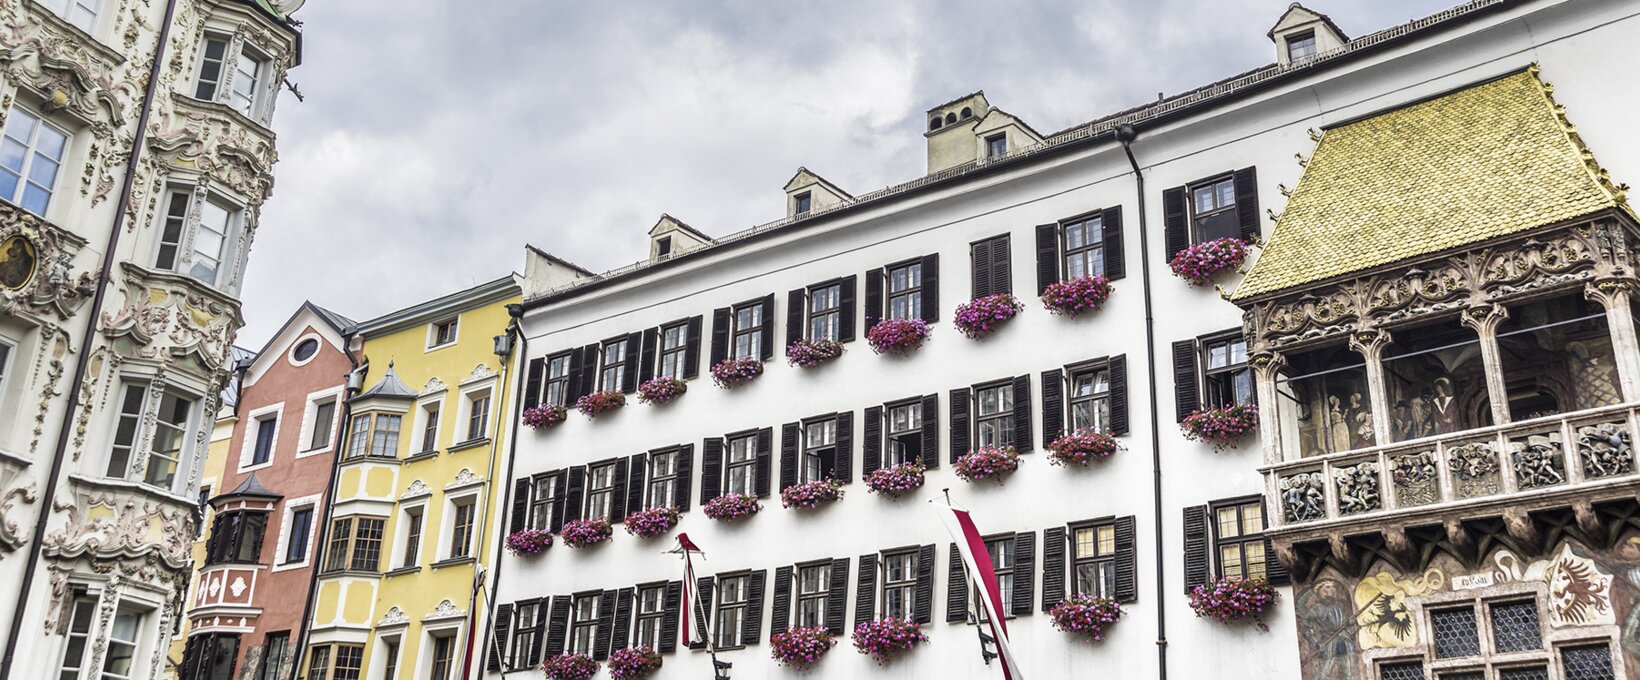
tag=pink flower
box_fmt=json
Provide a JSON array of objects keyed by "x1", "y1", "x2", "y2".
[
  {"x1": 1049, "y1": 594, "x2": 1124, "y2": 640},
  {"x1": 864, "y1": 462, "x2": 926, "y2": 498},
  {"x1": 710, "y1": 357, "x2": 765, "y2": 389},
  {"x1": 541, "y1": 652, "x2": 600, "y2": 680},
  {"x1": 780, "y1": 479, "x2": 844, "y2": 510},
  {"x1": 786, "y1": 338, "x2": 844, "y2": 368},
  {"x1": 504, "y1": 528, "x2": 553, "y2": 557},
  {"x1": 1180, "y1": 404, "x2": 1259, "y2": 451},
  {"x1": 623, "y1": 506, "x2": 680, "y2": 539},
  {"x1": 1041, "y1": 275, "x2": 1114, "y2": 316},
  {"x1": 851, "y1": 617, "x2": 927, "y2": 663},
  {"x1": 1188, "y1": 576, "x2": 1279, "y2": 631},
  {"x1": 636, "y1": 377, "x2": 687, "y2": 405},
  {"x1": 953, "y1": 294, "x2": 1024, "y2": 339},
  {"x1": 770, "y1": 626, "x2": 836, "y2": 668},
  {"x1": 575, "y1": 390, "x2": 626, "y2": 417},
  {"x1": 866, "y1": 318, "x2": 931, "y2": 355},
  {"x1": 522, "y1": 404, "x2": 567, "y2": 429},
  {"x1": 559, "y1": 517, "x2": 613, "y2": 548},
  {"x1": 702, "y1": 493, "x2": 761, "y2": 521},
  {"x1": 1169, "y1": 238, "x2": 1250, "y2": 286},
  {"x1": 953, "y1": 446, "x2": 1021, "y2": 483},
  {"x1": 1047, "y1": 430, "x2": 1121, "y2": 467},
  {"x1": 605, "y1": 646, "x2": 661, "y2": 679}
]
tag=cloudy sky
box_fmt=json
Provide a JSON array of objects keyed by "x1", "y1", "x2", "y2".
[{"x1": 242, "y1": 0, "x2": 1456, "y2": 344}]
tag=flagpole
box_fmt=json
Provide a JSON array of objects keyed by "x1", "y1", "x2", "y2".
[{"x1": 671, "y1": 536, "x2": 731, "y2": 679}]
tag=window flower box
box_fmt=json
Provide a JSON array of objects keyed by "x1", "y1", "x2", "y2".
[
  {"x1": 953, "y1": 293, "x2": 1024, "y2": 339},
  {"x1": 866, "y1": 318, "x2": 930, "y2": 355},
  {"x1": 559, "y1": 517, "x2": 613, "y2": 549},
  {"x1": 504, "y1": 528, "x2": 553, "y2": 557},
  {"x1": 1169, "y1": 237, "x2": 1250, "y2": 286},
  {"x1": 541, "y1": 652, "x2": 600, "y2": 680},
  {"x1": 522, "y1": 404, "x2": 567, "y2": 430},
  {"x1": 953, "y1": 446, "x2": 1021, "y2": 483},
  {"x1": 636, "y1": 377, "x2": 687, "y2": 405},
  {"x1": 702, "y1": 493, "x2": 761, "y2": 521},
  {"x1": 786, "y1": 338, "x2": 844, "y2": 368},
  {"x1": 780, "y1": 479, "x2": 844, "y2": 510},
  {"x1": 1180, "y1": 404, "x2": 1259, "y2": 450},
  {"x1": 1047, "y1": 430, "x2": 1121, "y2": 467},
  {"x1": 623, "y1": 506, "x2": 680, "y2": 539},
  {"x1": 851, "y1": 617, "x2": 927, "y2": 663},
  {"x1": 1049, "y1": 594, "x2": 1123, "y2": 640},
  {"x1": 710, "y1": 357, "x2": 765, "y2": 389},
  {"x1": 606, "y1": 646, "x2": 662, "y2": 680},
  {"x1": 575, "y1": 390, "x2": 626, "y2": 417},
  {"x1": 864, "y1": 462, "x2": 926, "y2": 498},
  {"x1": 1041, "y1": 275, "x2": 1113, "y2": 316},
  {"x1": 1188, "y1": 576, "x2": 1279, "y2": 631},
  {"x1": 770, "y1": 626, "x2": 836, "y2": 669}
]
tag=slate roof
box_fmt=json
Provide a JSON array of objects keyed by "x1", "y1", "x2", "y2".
[
  {"x1": 353, "y1": 362, "x2": 417, "y2": 401},
  {"x1": 213, "y1": 471, "x2": 281, "y2": 502}
]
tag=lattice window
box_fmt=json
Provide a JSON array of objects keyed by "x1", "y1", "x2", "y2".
[
  {"x1": 1378, "y1": 661, "x2": 1424, "y2": 680},
  {"x1": 1496, "y1": 667, "x2": 1548, "y2": 680},
  {"x1": 1431, "y1": 607, "x2": 1481, "y2": 658},
  {"x1": 1488, "y1": 601, "x2": 1542, "y2": 653},
  {"x1": 1438, "y1": 672, "x2": 1484, "y2": 680},
  {"x1": 1561, "y1": 644, "x2": 1616, "y2": 680}
]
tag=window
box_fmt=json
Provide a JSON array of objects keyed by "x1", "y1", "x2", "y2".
[
  {"x1": 570, "y1": 594, "x2": 600, "y2": 655},
  {"x1": 808, "y1": 283, "x2": 842, "y2": 341},
  {"x1": 449, "y1": 497, "x2": 475, "y2": 559},
  {"x1": 42, "y1": 0, "x2": 102, "y2": 32},
  {"x1": 345, "y1": 413, "x2": 401, "y2": 459},
  {"x1": 207, "y1": 511, "x2": 268, "y2": 564},
  {"x1": 1391, "y1": 598, "x2": 1561, "y2": 679},
  {"x1": 657, "y1": 322, "x2": 688, "y2": 379},
  {"x1": 0, "y1": 340, "x2": 11, "y2": 397},
  {"x1": 1287, "y1": 31, "x2": 1318, "y2": 60},
  {"x1": 647, "y1": 450, "x2": 678, "y2": 508},
  {"x1": 282, "y1": 507, "x2": 313, "y2": 565},
  {"x1": 656, "y1": 236, "x2": 673, "y2": 257},
  {"x1": 57, "y1": 595, "x2": 97, "y2": 679},
  {"x1": 196, "y1": 486, "x2": 211, "y2": 538},
  {"x1": 1496, "y1": 293, "x2": 1622, "y2": 421},
  {"x1": 802, "y1": 419, "x2": 836, "y2": 483},
  {"x1": 634, "y1": 585, "x2": 666, "y2": 649},
  {"x1": 725, "y1": 435, "x2": 756, "y2": 496},
  {"x1": 400, "y1": 507, "x2": 423, "y2": 568},
  {"x1": 430, "y1": 318, "x2": 458, "y2": 348},
  {"x1": 168, "y1": 190, "x2": 238, "y2": 286},
  {"x1": 380, "y1": 638, "x2": 399, "y2": 680},
  {"x1": 1072, "y1": 522, "x2": 1118, "y2": 598},
  {"x1": 976, "y1": 537, "x2": 1015, "y2": 621},
  {"x1": 731, "y1": 301, "x2": 764, "y2": 360},
  {"x1": 975, "y1": 382, "x2": 1015, "y2": 448},
  {"x1": 986, "y1": 133, "x2": 1006, "y2": 158},
  {"x1": 512, "y1": 602, "x2": 542, "y2": 666},
  {"x1": 0, "y1": 105, "x2": 68, "y2": 215},
  {"x1": 107, "y1": 386, "x2": 195, "y2": 491},
  {"x1": 292, "y1": 338, "x2": 319, "y2": 362},
  {"x1": 881, "y1": 551, "x2": 917, "y2": 620},
  {"x1": 428, "y1": 631, "x2": 456, "y2": 680},
  {"x1": 195, "y1": 37, "x2": 230, "y2": 101},
  {"x1": 1560, "y1": 644, "x2": 1617, "y2": 680},
  {"x1": 417, "y1": 402, "x2": 440, "y2": 453},
  {"x1": 599, "y1": 338, "x2": 627, "y2": 391},
  {"x1": 585, "y1": 462, "x2": 616, "y2": 518},
  {"x1": 529, "y1": 474, "x2": 559, "y2": 530},
  {"x1": 1189, "y1": 176, "x2": 1240, "y2": 244},
  {"x1": 887, "y1": 260, "x2": 923, "y2": 321},
  {"x1": 250, "y1": 415, "x2": 277, "y2": 467},
  {"x1": 796, "y1": 563, "x2": 829, "y2": 628},
  {"x1": 1202, "y1": 334, "x2": 1253, "y2": 408},
  {"x1": 309, "y1": 399, "x2": 336, "y2": 451},
  {"x1": 193, "y1": 35, "x2": 272, "y2": 118},
  {"x1": 305, "y1": 644, "x2": 363, "y2": 680},
  {"x1": 794, "y1": 192, "x2": 812, "y2": 214},
  {"x1": 1273, "y1": 343, "x2": 1372, "y2": 456},
  {"x1": 324, "y1": 517, "x2": 384, "y2": 573},
  {"x1": 1382, "y1": 317, "x2": 1490, "y2": 442},
  {"x1": 154, "y1": 191, "x2": 189, "y2": 273},
  {"x1": 465, "y1": 390, "x2": 491, "y2": 442},
  {"x1": 543, "y1": 353, "x2": 572, "y2": 406},
  {"x1": 257, "y1": 632, "x2": 290, "y2": 680},
  {"x1": 180, "y1": 632, "x2": 240, "y2": 680},
  {"x1": 971, "y1": 235, "x2": 1013, "y2": 298},
  {"x1": 1212, "y1": 500, "x2": 1267, "y2": 580},
  {"x1": 714, "y1": 575, "x2": 749, "y2": 649},
  {"x1": 886, "y1": 400, "x2": 922, "y2": 466},
  {"x1": 102, "y1": 607, "x2": 144, "y2": 680},
  {"x1": 228, "y1": 47, "x2": 268, "y2": 117},
  {"x1": 1062, "y1": 214, "x2": 1105, "y2": 280},
  {"x1": 106, "y1": 384, "x2": 147, "y2": 482},
  {"x1": 1068, "y1": 364, "x2": 1111, "y2": 433}
]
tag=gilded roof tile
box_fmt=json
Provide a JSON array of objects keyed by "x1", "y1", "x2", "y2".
[{"x1": 1233, "y1": 68, "x2": 1630, "y2": 300}]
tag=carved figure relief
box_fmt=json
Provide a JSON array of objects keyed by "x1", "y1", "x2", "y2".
[
  {"x1": 1446, "y1": 442, "x2": 1501, "y2": 498},
  {"x1": 1280, "y1": 472, "x2": 1327, "y2": 523},
  {"x1": 0, "y1": 207, "x2": 96, "y2": 320},
  {"x1": 1510, "y1": 434, "x2": 1566, "y2": 490},
  {"x1": 1334, "y1": 462, "x2": 1380, "y2": 516},
  {"x1": 1577, "y1": 422, "x2": 1633, "y2": 478}
]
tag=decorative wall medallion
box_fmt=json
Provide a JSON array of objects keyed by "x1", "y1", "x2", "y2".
[
  {"x1": 1279, "y1": 472, "x2": 1326, "y2": 523},
  {"x1": 1576, "y1": 422, "x2": 1632, "y2": 479},
  {"x1": 0, "y1": 233, "x2": 37, "y2": 289},
  {"x1": 1334, "y1": 462, "x2": 1381, "y2": 515},
  {"x1": 0, "y1": 206, "x2": 96, "y2": 319},
  {"x1": 1446, "y1": 442, "x2": 1501, "y2": 498},
  {"x1": 1510, "y1": 435, "x2": 1566, "y2": 490},
  {"x1": 1389, "y1": 451, "x2": 1440, "y2": 507},
  {"x1": 1544, "y1": 544, "x2": 1613, "y2": 627}
]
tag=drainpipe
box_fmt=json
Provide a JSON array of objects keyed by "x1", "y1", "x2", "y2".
[
  {"x1": 460, "y1": 308, "x2": 521, "y2": 679},
  {"x1": 290, "y1": 345, "x2": 364, "y2": 680},
  {"x1": 474, "y1": 305, "x2": 527, "y2": 678},
  {"x1": 0, "y1": 0, "x2": 182, "y2": 675},
  {"x1": 1116, "y1": 123, "x2": 1169, "y2": 680}
]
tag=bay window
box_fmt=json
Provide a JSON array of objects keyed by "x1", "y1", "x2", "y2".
[
  {"x1": 105, "y1": 381, "x2": 198, "y2": 493},
  {"x1": 345, "y1": 413, "x2": 400, "y2": 459},
  {"x1": 153, "y1": 186, "x2": 245, "y2": 290},
  {"x1": 1273, "y1": 343, "x2": 1371, "y2": 457},
  {"x1": 193, "y1": 34, "x2": 274, "y2": 122},
  {"x1": 206, "y1": 510, "x2": 268, "y2": 564},
  {"x1": 1496, "y1": 293, "x2": 1623, "y2": 420},
  {"x1": 1382, "y1": 318, "x2": 1490, "y2": 442},
  {"x1": 41, "y1": 0, "x2": 102, "y2": 33},
  {"x1": 142, "y1": 387, "x2": 192, "y2": 488}
]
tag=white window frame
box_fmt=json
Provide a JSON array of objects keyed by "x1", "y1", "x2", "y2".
[
  {"x1": 271, "y1": 493, "x2": 321, "y2": 572},
  {"x1": 106, "y1": 378, "x2": 204, "y2": 495},
  {"x1": 151, "y1": 181, "x2": 248, "y2": 293},
  {"x1": 1, "y1": 102, "x2": 72, "y2": 218},
  {"x1": 457, "y1": 384, "x2": 493, "y2": 445},
  {"x1": 287, "y1": 332, "x2": 324, "y2": 367},
  {"x1": 39, "y1": 0, "x2": 105, "y2": 35},
  {"x1": 394, "y1": 501, "x2": 428, "y2": 570},
  {"x1": 369, "y1": 632, "x2": 405, "y2": 680},
  {"x1": 411, "y1": 394, "x2": 443, "y2": 455},
  {"x1": 298, "y1": 386, "x2": 343, "y2": 458},
  {"x1": 427, "y1": 317, "x2": 460, "y2": 351},
  {"x1": 439, "y1": 493, "x2": 479, "y2": 562},
  {"x1": 419, "y1": 623, "x2": 465, "y2": 680},
  {"x1": 238, "y1": 402, "x2": 283, "y2": 473},
  {"x1": 190, "y1": 30, "x2": 276, "y2": 124}
]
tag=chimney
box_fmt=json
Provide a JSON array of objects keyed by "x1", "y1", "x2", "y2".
[
  {"x1": 924, "y1": 91, "x2": 1044, "y2": 174},
  {"x1": 1268, "y1": 3, "x2": 1348, "y2": 66}
]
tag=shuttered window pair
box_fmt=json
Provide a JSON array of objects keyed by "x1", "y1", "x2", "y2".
[
  {"x1": 526, "y1": 584, "x2": 683, "y2": 663},
  {"x1": 786, "y1": 276, "x2": 858, "y2": 344},
  {"x1": 511, "y1": 472, "x2": 567, "y2": 534},
  {"x1": 1181, "y1": 497, "x2": 1289, "y2": 594},
  {"x1": 1041, "y1": 356, "x2": 1130, "y2": 441},
  {"x1": 689, "y1": 571, "x2": 768, "y2": 650},
  {"x1": 1040, "y1": 517, "x2": 1137, "y2": 609},
  {"x1": 511, "y1": 452, "x2": 697, "y2": 533},
  {"x1": 970, "y1": 234, "x2": 1013, "y2": 298},
  {"x1": 524, "y1": 317, "x2": 707, "y2": 410},
  {"x1": 863, "y1": 395, "x2": 941, "y2": 473},
  {"x1": 1172, "y1": 331, "x2": 1254, "y2": 422},
  {"x1": 1162, "y1": 167, "x2": 1261, "y2": 261},
  {"x1": 865, "y1": 255, "x2": 940, "y2": 328},
  {"x1": 947, "y1": 532, "x2": 1037, "y2": 623},
  {"x1": 1035, "y1": 207, "x2": 1125, "y2": 293},
  {"x1": 702, "y1": 430, "x2": 773, "y2": 501},
  {"x1": 855, "y1": 545, "x2": 936, "y2": 626},
  {"x1": 709, "y1": 296, "x2": 776, "y2": 365},
  {"x1": 771, "y1": 559, "x2": 851, "y2": 638},
  {"x1": 950, "y1": 376, "x2": 1033, "y2": 461},
  {"x1": 779, "y1": 414, "x2": 853, "y2": 490}
]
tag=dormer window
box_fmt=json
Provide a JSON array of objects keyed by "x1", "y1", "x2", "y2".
[
  {"x1": 656, "y1": 236, "x2": 672, "y2": 257},
  {"x1": 1286, "y1": 31, "x2": 1318, "y2": 61},
  {"x1": 41, "y1": 0, "x2": 101, "y2": 33},
  {"x1": 793, "y1": 192, "x2": 811, "y2": 215},
  {"x1": 986, "y1": 134, "x2": 1006, "y2": 159}
]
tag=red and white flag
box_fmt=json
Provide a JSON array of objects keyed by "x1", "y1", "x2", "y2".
[
  {"x1": 936, "y1": 503, "x2": 1025, "y2": 680},
  {"x1": 676, "y1": 533, "x2": 708, "y2": 648}
]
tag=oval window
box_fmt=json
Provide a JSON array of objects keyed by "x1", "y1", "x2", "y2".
[{"x1": 292, "y1": 338, "x2": 319, "y2": 362}]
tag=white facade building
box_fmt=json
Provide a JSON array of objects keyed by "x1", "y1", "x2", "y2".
[{"x1": 489, "y1": 1, "x2": 1640, "y2": 679}]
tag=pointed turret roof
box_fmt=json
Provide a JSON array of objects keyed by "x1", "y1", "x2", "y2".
[
  {"x1": 212, "y1": 471, "x2": 282, "y2": 504},
  {"x1": 352, "y1": 361, "x2": 418, "y2": 402}
]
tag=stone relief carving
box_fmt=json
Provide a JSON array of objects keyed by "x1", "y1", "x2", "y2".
[
  {"x1": 402, "y1": 480, "x2": 429, "y2": 499},
  {"x1": 461, "y1": 363, "x2": 498, "y2": 385},
  {"x1": 1280, "y1": 472, "x2": 1326, "y2": 523},
  {"x1": 1577, "y1": 422, "x2": 1633, "y2": 479},
  {"x1": 445, "y1": 468, "x2": 481, "y2": 489},
  {"x1": 0, "y1": 206, "x2": 97, "y2": 321},
  {"x1": 1447, "y1": 442, "x2": 1502, "y2": 499},
  {"x1": 420, "y1": 376, "x2": 447, "y2": 395},
  {"x1": 425, "y1": 599, "x2": 463, "y2": 620},
  {"x1": 100, "y1": 263, "x2": 241, "y2": 372},
  {"x1": 379, "y1": 606, "x2": 408, "y2": 627},
  {"x1": 1334, "y1": 462, "x2": 1381, "y2": 516},
  {"x1": 1389, "y1": 451, "x2": 1440, "y2": 507},
  {"x1": 148, "y1": 97, "x2": 278, "y2": 205},
  {"x1": 1510, "y1": 435, "x2": 1566, "y2": 490},
  {"x1": 0, "y1": 470, "x2": 40, "y2": 553}
]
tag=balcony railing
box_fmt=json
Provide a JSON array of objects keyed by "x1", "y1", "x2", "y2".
[{"x1": 1264, "y1": 402, "x2": 1638, "y2": 528}]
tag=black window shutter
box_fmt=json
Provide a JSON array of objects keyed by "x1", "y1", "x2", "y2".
[
  {"x1": 861, "y1": 406, "x2": 882, "y2": 476},
  {"x1": 639, "y1": 328, "x2": 659, "y2": 384},
  {"x1": 1163, "y1": 185, "x2": 1189, "y2": 261},
  {"x1": 488, "y1": 603, "x2": 513, "y2": 671},
  {"x1": 594, "y1": 589, "x2": 617, "y2": 660},
  {"x1": 825, "y1": 558, "x2": 849, "y2": 634},
  {"x1": 527, "y1": 602, "x2": 548, "y2": 666},
  {"x1": 786, "y1": 289, "x2": 806, "y2": 345},
  {"x1": 621, "y1": 332, "x2": 642, "y2": 393},
  {"x1": 854, "y1": 554, "x2": 877, "y2": 626},
  {"x1": 837, "y1": 275, "x2": 857, "y2": 343},
  {"x1": 833, "y1": 412, "x2": 853, "y2": 483},
  {"x1": 864, "y1": 269, "x2": 884, "y2": 331},
  {"x1": 1109, "y1": 355, "x2": 1130, "y2": 436},
  {"x1": 658, "y1": 581, "x2": 682, "y2": 653},
  {"x1": 690, "y1": 577, "x2": 713, "y2": 650},
  {"x1": 779, "y1": 422, "x2": 800, "y2": 492},
  {"x1": 1041, "y1": 368, "x2": 1064, "y2": 444},
  {"x1": 509, "y1": 479, "x2": 531, "y2": 534},
  {"x1": 1183, "y1": 505, "x2": 1210, "y2": 594},
  {"x1": 1114, "y1": 516, "x2": 1137, "y2": 604},
  {"x1": 625, "y1": 453, "x2": 646, "y2": 515},
  {"x1": 551, "y1": 473, "x2": 569, "y2": 532},
  {"x1": 920, "y1": 394, "x2": 940, "y2": 469},
  {"x1": 565, "y1": 347, "x2": 585, "y2": 402},
  {"x1": 684, "y1": 316, "x2": 703, "y2": 379},
  {"x1": 913, "y1": 544, "x2": 936, "y2": 625},
  {"x1": 524, "y1": 358, "x2": 545, "y2": 410},
  {"x1": 1034, "y1": 223, "x2": 1059, "y2": 294},
  {"x1": 545, "y1": 595, "x2": 571, "y2": 657},
  {"x1": 1012, "y1": 374, "x2": 1033, "y2": 453},
  {"x1": 1041, "y1": 527, "x2": 1065, "y2": 611},
  {"x1": 759, "y1": 294, "x2": 776, "y2": 361},
  {"x1": 709, "y1": 307, "x2": 730, "y2": 367},
  {"x1": 742, "y1": 570, "x2": 766, "y2": 645},
  {"x1": 1012, "y1": 531, "x2": 1037, "y2": 616},
  {"x1": 971, "y1": 239, "x2": 993, "y2": 299},
  {"x1": 993, "y1": 236, "x2": 1013, "y2": 295},
  {"x1": 700, "y1": 438, "x2": 723, "y2": 503},
  {"x1": 1172, "y1": 340, "x2": 1201, "y2": 422},
  {"x1": 949, "y1": 388, "x2": 971, "y2": 463},
  {"x1": 946, "y1": 545, "x2": 968, "y2": 623},
  {"x1": 578, "y1": 343, "x2": 599, "y2": 396},
  {"x1": 563, "y1": 466, "x2": 586, "y2": 523},
  {"x1": 1102, "y1": 206, "x2": 1126, "y2": 281},
  {"x1": 609, "y1": 458, "x2": 629, "y2": 523},
  {"x1": 770, "y1": 566, "x2": 793, "y2": 638},
  {"x1": 1234, "y1": 166, "x2": 1260, "y2": 242},
  {"x1": 755, "y1": 428, "x2": 773, "y2": 498},
  {"x1": 921, "y1": 254, "x2": 941, "y2": 322},
  {"x1": 611, "y1": 588, "x2": 634, "y2": 654},
  {"x1": 673, "y1": 444, "x2": 694, "y2": 510}
]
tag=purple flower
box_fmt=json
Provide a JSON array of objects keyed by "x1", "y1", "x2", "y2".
[
  {"x1": 1047, "y1": 430, "x2": 1121, "y2": 467},
  {"x1": 953, "y1": 446, "x2": 1021, "y2": 483},
  {"x1": 710, "y1": 357, "x2": 765, "y2": 389},
  {"x1": 623, "y1": 506, "x2": 680, "y2": 539},
  {"x1": 865, "y1": 318, "x2": 931, "y2": 355},
  {"x1": 851, "y1": 617, "x2": 927, "y2": 663},
  {"x1": 1180, "y1": 404, "x2": 1259, "y2": 451},
  {"x1": 779, "y1": 479, "x2": 845, "y2": 510},
  {"x1": 559, "y1": 517, "x2": 613, "y2": 548},
  {"x1": 953, "y1": 293, "x2": 1024, "y2": 339},
  {"x1": 575, "y1": 390, "x2": 627, "y2": 417},
  {"x1": 522, "y1": 404, "x2": 568, "y2": 430},
  {"x1": 702, "y1": 493, "x2": 761, "y2": 521},
  {"x1": 636, "y1": 377, "x2": 687, "y2": 405},
  {"x1": 605, "y1": 646, "x2": 662, "y2": 679},
  {"x1": 1049, "y1": 594, "x2": 1124, "y2": 640},
  {"x1": 1041, "y1": 275, "x2": 1114, "y2": 316},
  {"x1": 770, "y1": 626, "x2": 836, "y2": 668},
  {"x1": 1169, "y1": 238, "x2": 1250, "y2": 286},
  {"x1": 786, "y1": 338, "x2": 845, "y2": 368},
  {"x1": 1188, "y1": 576, "x2": 1279, "y2": 631},
  {"x1": 541, "y1": 652, "x2": 600, "y2": 680},
  {"x1": 864, "y1": 462, "x2": 926, "y2": 498},
  {"x1": 504, "y1": 528, "x2": 553, "y2": 557}
]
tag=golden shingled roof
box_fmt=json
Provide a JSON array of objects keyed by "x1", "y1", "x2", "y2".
[{"x1": 1232, "y1": 67, "x2": 1631, "y2": 301}]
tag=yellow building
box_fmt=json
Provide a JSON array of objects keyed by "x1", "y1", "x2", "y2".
[{"x1": 303, "y1": 277, "x2": 520, "y2": 680}]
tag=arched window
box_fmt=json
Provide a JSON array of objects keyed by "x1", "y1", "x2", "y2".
[
  {"x1": 961, "y1": 107, "x2": 973, "y2": 119},
  {"x1": 930, "y1": 117, "x2": 943, "y2": 131},
  {"x1": 945, "y1": 112, "x2": 957, "y2": 125}
]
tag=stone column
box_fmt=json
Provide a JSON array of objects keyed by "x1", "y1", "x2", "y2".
[
  {"x1": 1586, "y1": 280, "x2": 1640, "y2": 401},
  {"x1": 1349, "y1": 329, "x2": 1394, "y2": 447},
  {"x1": 1251, "y1": 351, "x2": 1287, "y2": 464},
  {"x1": 1460, "y1": 304, "x2": 1511, "y2": 426}
]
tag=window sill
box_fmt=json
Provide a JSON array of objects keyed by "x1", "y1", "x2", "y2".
[
  {"x1": 448, "y1": 438, "x2": 490, "y2": 453},
  {"x1": 403, "y1": 449, "x2": 439, "y2": 463},
  {"x1": 24, "y1": 3, "x2": 126, "y2": 65},
  {"x1": 338, "y1": 455, "x2": 402, "y2": 468},
  {"x1": 384, "y1": 565, "x2": 422, "y2": 577},
  {"x1": 65, "y1": 473, "x2": 194, "y2": 508},
  {"x1": 431, "y1": 556, "x2": 476, "y2": 570},
  {"x1": 319, "y1": 568, "x2": 383, "y2": 579},
  {"x1": 172, "y1": 92, "x2": 274, "y2": 137}
]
